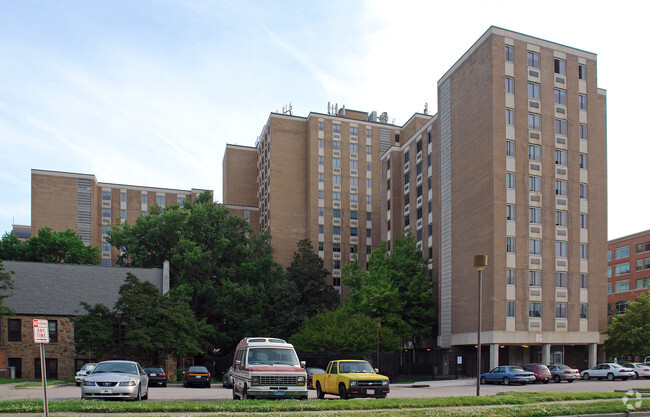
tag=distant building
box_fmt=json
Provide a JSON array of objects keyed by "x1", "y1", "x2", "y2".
[
  {"x1": 10, "y1": 225, "x2": 31, "y2": 241},
  {"x1": 0, "y1": 260, "x2": 168, "y2": 379},
  {"x1": 607, "y1": 229, "x2": 650, "y2": 315},
  {"x1": 31, "y1": 169, "x2": 211, "y2": 266}
]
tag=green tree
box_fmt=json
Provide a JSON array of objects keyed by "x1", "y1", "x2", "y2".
[
  {"x1": 0, "y1": 260, "x2": 15, "y2": 318},
  {"x1": 73, "y1": 302, "x2": 118, "y2": 359},
  {"x1": 290, "y1": 308, "x2": 400, "y2": 352},
  {"x1": 0, "y1": 228, "x2": 99, "y2": 264},
  {"x1": 605, "y1": 292, "x2": 650, "y2": 359},
  {"x1": 344, "y1": 233, "x2": 435, "y2": 346}
]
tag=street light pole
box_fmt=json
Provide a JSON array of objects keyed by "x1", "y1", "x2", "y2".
[{"x1": 474, "y1": 254, "x2": 488, "y2": 397}]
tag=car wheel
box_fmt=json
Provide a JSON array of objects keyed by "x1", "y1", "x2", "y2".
[
  {"x1": 183, "y1": 380, "x2": 187, "y2": 388},
  {"x1": 206, "y1": 382, "x2": 211, "y2": 388},
  {"x1": 339, "y1": 383, "x2": 349, "y2": 400},
  {"x1": 502, "y1": 376, "x2": 510, "y2": 385},
  {"x1": 582, "y1": 373, "x2": 590, "y2": 380},
  {"x1": 543, "y1": 379, "x2": 549, "y2": 384},
  {"x1": 135, "y1": 386, "x2": 142, "y2": 401},
  {"x1": 162, "y1": 382, "x2": 167, "y2": 387},
  {"x1": 76, "y1": 382, "x2": 80, "y2": 387},
  {"x1": 633, "y1": 372, "x2": 639, "y2": 380},
  {"x1": 242, "y1": 384, "x2": 249, "y2": 400},
  {"x1": 232, "y1": 385, "x2": 239, "y2": 400},
  {"x1": 607, "y1": 373, "x2": 614, "y2": 381},
  {"x1": 142, "y1": 387, "x2": 148, "y2": 400},
  {"x1": 316, "y1": 382, "x2": 325, "y2": 400},
  {"x1": 553, "y1": 375, "x2": 561, "y2": 383},
  {"x1": 480, "y1": 376, "x2": 487, "y2": 385}
]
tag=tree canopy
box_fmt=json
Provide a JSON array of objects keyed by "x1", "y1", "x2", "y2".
[
  {"x1": 0, "y1": 260, "x2": 14, "y2": 318},
  {"x1": 605, "y1": 291, "x2": 650, "y2": 359},
  {"x1": 0, "y1": 227, "x2": 99, "y2": 264}
]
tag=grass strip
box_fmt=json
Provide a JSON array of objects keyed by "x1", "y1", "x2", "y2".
[{"x1": 0, "y1": 391, "x2": 639, "y2": 414}]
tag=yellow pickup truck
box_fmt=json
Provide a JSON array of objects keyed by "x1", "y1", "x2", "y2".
[{"x1": 312, "y1": 360, "x2": 389, "y2": 399}]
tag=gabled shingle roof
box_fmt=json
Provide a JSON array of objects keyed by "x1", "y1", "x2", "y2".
[{"x1": 1, "y1": 261, "x2": 164, "y2": 316}]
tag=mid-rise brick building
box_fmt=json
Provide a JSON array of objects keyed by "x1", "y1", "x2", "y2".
[{"x1": 607, "y1": 229, "x2": 650, "y2": 315}]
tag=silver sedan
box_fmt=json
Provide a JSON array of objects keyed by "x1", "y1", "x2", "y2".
[{"x1": 81, "y1": 360, "x2": 149, "y2": 400}]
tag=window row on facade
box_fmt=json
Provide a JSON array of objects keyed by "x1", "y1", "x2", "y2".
[{"x1": 504, "y1": 45, "x2": 587, "y2": 80}]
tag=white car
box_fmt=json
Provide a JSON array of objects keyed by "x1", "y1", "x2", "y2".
[
  {"x1": 580, "y1": 363, "x2": 635, "y2": 381},
  {"x1": 75, "y1": 363, "x2": 97, "y2": 386},
  {"x1": 81, "y1": 360, "x2": 149, "y2": 400},
  {"x1": 621, "y1": 363, "x2": 650, "y2": 379}
]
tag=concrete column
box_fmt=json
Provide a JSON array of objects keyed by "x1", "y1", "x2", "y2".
[
  {"x1": 489, "y1": 344, "x2": 499, "y2": 369},
  {"x1": 541, "y1": 344, "x2": 551, "y2": 365},
  {"x1": 588, "y1": 343, "x2": 598, "y2": 369}
]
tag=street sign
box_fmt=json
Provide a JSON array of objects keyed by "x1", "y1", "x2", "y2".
[{"x1": 33, "y1": 319, "x2": 49, "y2": 344}]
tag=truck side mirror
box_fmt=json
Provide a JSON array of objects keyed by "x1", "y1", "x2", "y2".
[
  {"x1": 235, "y1": 359, "x2": 241, "y2": 366},
  {"x1": 300, "y1": 361, "x2": 306, "y2": 368}
]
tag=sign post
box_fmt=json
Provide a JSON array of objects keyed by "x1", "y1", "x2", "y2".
[{"x1": 33, "y1": 319, "x2": 49, "y2": 417}]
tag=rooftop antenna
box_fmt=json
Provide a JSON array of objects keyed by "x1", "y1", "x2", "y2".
[
  {"x1": 424, "y1": 102, "x2": 429, "y2": 115},
  {"x1": 281, "y1": 102, "x2": 293, "y2": 116}
]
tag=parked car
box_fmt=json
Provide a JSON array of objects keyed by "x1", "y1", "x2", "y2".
[
  {"x1": 184, "y1": 365, "x2": 211, "y2": 388},
  {"x1": 547, "y1": 364, "x2": 580, "y2": 383},
  {"x1": 75, "y1": 363, "x2": 97, "y2": 386},
  {"x1": 306, "y1": 367, "x2": 326, "y2": 390},
  {"x1": 522, "y1": 364, "x2": 552, "y2": 383},
  {"x1": 80, "y1": 360, "x2": 149, "y2": 400},
  {"x1": 580, "y1": 363, "x2": 635, "y2": 381},
  {"x1": 222, "y1": 366, "x2": 233, "y2": 388},
  {"x1": 480, "y1": 366, "x2": 535, "y2": 385},
  {"x1": 143, "y1": 365, "x2": 167, "y2": 387},
  {"x1": 621, "y1": 362, "x2": 650, "y2": 379}
]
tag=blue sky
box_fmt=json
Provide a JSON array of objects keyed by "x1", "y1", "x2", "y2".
[{"x1": 0, "y1": 0, "x2": 646, "y2": 240}]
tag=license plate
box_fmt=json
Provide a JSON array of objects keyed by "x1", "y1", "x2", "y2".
[
  {"x1": 149, "y1": 373, "x2": 156, "y2": 376},
  {"x1": 100, "y1": 388, "x2": 112, "y2": 394},
  {"x1": 273, "y1": 390, "x2": 285, "y2": 396},
  {"x1": 367, "y1": 389, "x2": 374, "y2": 395}
]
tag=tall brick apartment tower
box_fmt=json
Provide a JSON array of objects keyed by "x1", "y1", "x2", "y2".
[
  {"x1": 223, "y1": 109, "x2": 431, "y2": 292},
  {"x1": 31, "y1": 169, "x2": 210, "y2": 266},
  {"x1": 382, "y1": 26, "x2": 607, "y2": 372}
]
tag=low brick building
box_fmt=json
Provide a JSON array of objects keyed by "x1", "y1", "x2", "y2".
[{"x1": 0, "y1": 261, "x2": 168, "y2": 379}]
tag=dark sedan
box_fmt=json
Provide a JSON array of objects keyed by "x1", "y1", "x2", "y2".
[
  {"x1": 480, "y1": 366, "x2": 535, "y2": 385},
  {"x1": 143, "y1": 366, "x2": 167, "y2": 387},
  {"x1": 183, "y1": 366, "x2": 211, "y2": 388},
  {"x1": 306, "y1": 367, "x2": 326, "y2": 389}
]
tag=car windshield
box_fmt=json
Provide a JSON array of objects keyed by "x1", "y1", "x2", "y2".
[
  {"x1": 93, "y1": 362, "x2": 138, "y2": 375},
  {"x1": 556, "y1": 365, "x2": 571, "y2": 370},
  {"x1": 144, "y1": 367, "x2": 163, "y2": 372},
  {"x1": 247, "y1": 348, "x2": 300, "y2": 366},
  {"x1": 509, "y1": 366, "x2": 525, "y2": 372},
  {"x1": 187, "y1": 366, "x2": 208, "y2": 373},
  {"x1": 338, "y1": 361, "x2": 375, "y2": 373},
  {"x1": 81, "y1": 364, "x2": 96, "y2": 371},
  {"x1": 537, "y1": 365, "x2": 549, "y2": 371}
]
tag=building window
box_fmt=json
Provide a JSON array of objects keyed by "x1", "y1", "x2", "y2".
[
  {"x1": 350, "y1": 160, "x2": 358, "y2": 170},
  {"x1": 556, "y1": 241, "x2": 568, "y2": 257},
  {"x1": 318, "y1": 173, "x2": 324, "y2": 183},
  {"x1": 404, "y1": 215, "x2": 410, "y2": 227},
  {"x1": 416, "y1": 162, "x2": 423, "y2": 175},
  {"x1": 529, "y1": 207, "x2": 541, "y2": 224},
  {"x1": 416, "y1": 206, "x2": 422, "y2": 220},
  {"x1": 506, "y1": 140, "x2": 515, "y2": 157},
  {"x1": 556, "y1": 303, "x2": 567, "y2": 318},
  {"x1": 614, "y1": 263, "x2": 630, "y2": 276},
  {"x1": 528, "y1": 82, "x2": 540, "y2": 99},
  {"x1": 350, "y1": 126, "x2": 358, "y2": 136},
  {"x1": 579, "y1": 124, "x2": 588, "y2": 139},
  {"x1": 528, "y1": 113, "x2": 541, "y2": 130},
  {"x1": 580, "y1": 243, "x2": 589, "y2": 259},
  {"x1": 554, "y1": 89, "x2": 567, "y2": 105},
  {"x1": 318, "y1": 121, "x2": 324, "y2": 131},
  {"x1": 506, "y1": 269, "x2": 515, "y2": 285},
  {"x1": 318, "y1": 224, "x2": 324, "y2": 233},
  {"x1": 156, "y1": 196, "x2": 165, "y2": 205},
  {"x1": 637, "y1": 242, "x2": 650, "y2": 254},
  {"x1": 615, "y1": 301, "x2": 628, "y2": 315},
  {"x1": 366, "y1": 212, "x2": 371, "y2": 221},
  {"x1": 578, "y1": 64, "x2": 587, "y2": 80},
  {"x1": 366, "y1": 178, "x2": 371, "y2": 189},
  {"x1": 350, "y1": 194, "x2": 358, "y2": 203},
  {"x1": 333, "y1": 158, "x2": 342, "y2": 168},
  {"x1": 528, "y1": 145, "x2": 541, "y2": 161},
  {"x1": 8, "y1": 319, "x2": 21, "y2": 342},
  {"x1": 178, "y1": 197, "x2": 185, "y2": 207},
  {"x1": 580, "y1": 273, "x2": 588, "y2": 289},
  {"x1": 102, "y1": 208, "x2": 111, "y2": 218},
  {"x1": 102, "y1": 225, "x2": 110, "y2": 234},
  {"x1": 318, "y1": 139, "x2": 324, "y2": 148},
  {"x1": 333, "y1": 209, "x2": 341, "y2": 218},
  {"x1": 506, "y1": 108, "x2": 515, "y2": 125},
  {"x1": 529, "y1": 270, "x2": 541, "y2": 286},
  {"x1": 141, "y1": 211, "x2": 147, "y2": 216},
  {"x1": 102, "y1": 191, "x2": 111, "y2": 200},
  {"x1": 333, "y1": 124, "x2": 341, "y2": 134},
  {"x1": 333, "y1": 260, "x2": 341, "y2": 270},
  {"x1": 527, "y1": 51, "x2": 540, "y2": 68},
  {"x1": 404, "y1": 193, "x2": 410, "y2": 206},
  {"x1": 505, "y1": 77, "x2": 514, "y2": 94},
  {"x1": 529, "y1": 302, "x2": 541, "y2": 317},
  {"x1": 580, "y1": 304, "x2": 588, "y2": 319},
  {"x1": 318, "y1": 241, "x2": 324, "y2": 251},
  {"x1": 333, "y1": 192, "x2": 341, "y2": 201},
  {"x1": 102, "y1": 242, "x2": 111, "y2": 251},
  {"x1": 333, "y1": 141, "x2": 341, "y2": 150},
  {"x1": 350, "y1": 227, "x2": 358, "y2": 237},
  {"x1": 579, "y1": 94, "x2": 587, "y2": 110},
  {"x1": 34, "y1": 358, "x2": 58, "y2": 379},
  {"x1": 554, "y1": 59, "x2": 566, "y2": 75},
  {"x1": 579, "y1": 153, "x2": 588, "y2": 169},
  {"x1": 637, "y1": 277, "x2": 650, "y2": 289},
  {"x1": 333, "y1": 226, "x2": 341, "y2": 235},
  {"x1": 580, "y1": 213, "x2": 588, "y2": 229},
  {"x1": 120, "y1": 192, "x2": 127, "y2": 202},
  {"x1": 350, "y1": 177, "x2": 358, "y2": 187},
  {"x1": 318, "y1": 190, "x2": 324, "y2": 199},
  {"x1": 141, "y1": 194, "x2": 148, "y2": 204},
  {"x1": 318, "y1": 156, "x2": 324, "y2": 165},
  {"x1": 366, "y1": 128, "x2": 372, "y2": 138},
  {"x1": 555, "y1": 119, "x2": 567, "y2": 135},
  {"x1": 333, "y1": 243, "x2": 341, "y2": 253},
  {"x1": 48, "y1": 320, "x2": 58, "y2": 343},
  {"x1": 580, "y1": 183, "x2": 588, "y2": 199},
  {"x1": 529, "y1": 238, "x2": 541, "y2": 255},
  {"x1": 333, "y1": 175, "x2": 341, "y2": 185},
  {"x1": 120, "y1": 210, "x2": 127, "y2": 219},
  {"x1": 350, "y1": 143, "x2": 358, "y2": 153},
  {"x1": 555, "y1": 180, "x2": 567, "y2": 196},
  {"x1": 556, "y1": 272, "x2": 568, "y2": 288},
  {"x1": 367, "y1": 229, "x2": 372, "y2": 238},
  {"x1": 615, "y1": 280, "x2": 630, "y2": 292},
  {"x1": 318, "y1": 208, "x2": 324, "y2": 217},
  {"x1": 555, "y1": 149, "x2": 567, "y2": 165},
  {"x1": 506, "y1": 237, "x2": 515, "y2": 253},
  {"x1": 506, "y1": 172, "x2": 515, "y2": 189},
  {"x1": 505, "y1": 45, "x2": 514, "y2": 62},
  {"x1": 366, "y1": 162, "x2": 372, "y2": 171},
  {"x1": 506, "y1": 301, "x2": 515, "y2": 317},
  {"x1": 529, "y1": 176, "x2": 542, "y2": 192},
  {"x1": 506, "y1": 204, "x2": 515, "y2": 221},
  {"x1": 555, "y1": 210, "x2": 568, "y2": 226},
  {"x1": 350, "y1": 210, "x2": 358, "y2": 220},
  {"x1": 366, "y1": 145, "x2": 372, "y2": 155}
]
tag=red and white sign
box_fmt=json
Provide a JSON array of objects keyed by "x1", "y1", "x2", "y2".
[{"x1": 33, "y1": 319, "x2": 49, "y2": 344}]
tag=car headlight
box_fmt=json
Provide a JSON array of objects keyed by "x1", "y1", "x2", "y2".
[
  {"x1": 119, "y1": 380, "x2": 136, "y2": 386},
  {"x1": 349, "y1": 380, "x2": 357, "y2": 387},
  {"x1": 297, "y1": 376, "x2": 305, "y2": 384},
  {"x1": 82, "y1": 381, "x2": 95, "y2": 386},
  {"x1": 382, "y1": 380, "x2": 389, "y2": 386},
  {"x1": 251, "y1": 376, "x2": 260, "y2": 386}
]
